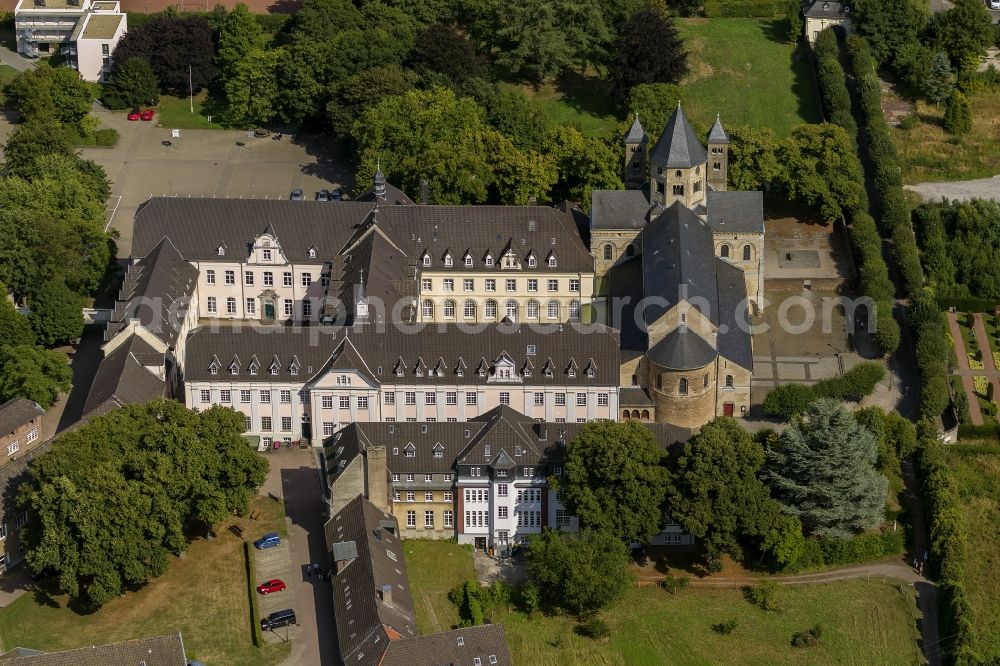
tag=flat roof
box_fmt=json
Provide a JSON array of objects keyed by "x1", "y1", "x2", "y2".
[
  {"x1": 15, "y1": 0, "x2": 87, "y2": 11},
  {"x1": 81, "y1": 12, "x2": 122, "y2": 39},
  {"x1": 91, "y1": 0, "x2": 117, "y2": 8}
]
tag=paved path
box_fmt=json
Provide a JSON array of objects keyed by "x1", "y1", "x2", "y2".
[
  {"x1": 947, "y1": 311, "x2": 983, "y2": 425},
  {"x1": 906, "y1": 175, "x2": 1000, "y2": 204},
  {"x1": 971, "y1": 313, "x2": 1000, "y2": 415}
]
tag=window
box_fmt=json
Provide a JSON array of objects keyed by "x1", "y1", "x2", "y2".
[
  {"x1": 423, "y1": 254, "x2": 431, "y2": 267},
  {"x1": 384, "y1": 393, "x2": 395, "y2": 405},
  {"x1": 524, "y1": 467, "x2": 535, "y2": 477},
  {"x1": 283, "y1": 272, "x2": 292, "y2": 287},
  {"x1": 446, "y1": 391, "x2": 457, "y2": 405},
  {"x1": 246, "y1": 298, "x2": 256, "y2": 315},
  {"x1": 7, "y1": 441, "x2": 18, "y2": 456},
  {"x1": 720, "y1": 245, "x2": 730, "y2": 258},
  {"x1": 527, "y1": 300, "x2": 539, "y2": 319},
  {"x1": 505, "y1": 300, "x2": 518, "y2": 320},
  {"x1": 421, "y1": 278, "x2": 432, "y2": 291},
  {"x1": 358, "y1": 396, "x2": 368, "y2": 409},
  {"x1": 464, "y1": 278, "x2": 474, "y2": 292},
  {"x1": 714, "y1": 161, "x2": 721, "y2": 171},
  {"x1": 244, "y1": 271, "x2": 254, "y2": 286},
  {"x1": 725, "y1": 375, "x2": 734, "y2": 388},
  {"x1": 225, "y1": 270, "x2": 235, "y2": 285},
  {"x1": 206, "y1": 269, "x2": 216, "y2": 284},
  {"x1": 308, "y1": 248, "x2": 317, "y2": 259},
  {"x1": 444, "y1": 473, "x2": 453, "y2": 481},
  {"x1": 260, "y1": 389, "x2": 271, "y2": 403},
  {"x1": 407, "y1": 474, "x2": 415, "y2": 482},
  {"x1": 443, "y1": 279, "x2": 454, "y2": 292},
  {"x1": 322, "y1": 395, "x2": 333, "y2": 409},
  {"x1": 422, "y1": 300, "x2": 433, "y2": 318},
  {"x1": 443, "y1": 300, "x2": 456, "y2": 318},
  {"x1": 548, "y1": 255, "x2": 557, "y2": 268},
  {"x1": 15, "y1": 512, "x2": 27, "y2": 529},
  {"x1": 207, "y1": 296, "x2": 217, "y2": 314},
  {"x1": 425, "y1": 392, "x2": 436, "y2": 405},
  {"x1": 556, "y1": 509, "x2": 571, "y2": 528},
  {"x1": 280, "y1": 390, "x2": 291, "y2": 403},
  {"x1": 497, "y1": 483, "x2": 508, "y2": 497},
  {"x1": 322, "y1": 422, "x2": 334, "y2": 436},
  {"x1": 568, "y1": 300, "x2": 580, "y2": 320},
  {"x1": 485, "y1": 254, "x2": 494, "y2": 266},
  {"x1": 500, "y1": 392, "x2": 510, "y2": 405},
  {"x1": 527, "y1": 279, "x2": 538, "y2": 292},
  {"x1": 220, "y1": 390, "x2": 231, "y2": 403},
  {"x1": 547, "y1": 301, "x2": 559, "y2": 319},
  {"x1": 498, "y1": 506, "x2": 508, "y2": 519},
  {"x1": 281, "y1": 416, "x2": 292, "y2": 431},
  {"x1": 463, "y1": 300, "x2": 476, "y2": 318},
  {"x1": 528, "y1": 255, "x2": 537, "y2": 268},
  {"x1": 577, "y1": 393, "x2": 587, "y2": 406},
  {"x1": 485, "y1": 279, "x2": 496, "y2": 292},
  {"x1": 301, "y1": 273, "x2": 312, "y2": 286},
  {"x1": 485, "y1": 300, "x2": 497, "y2": 319},
  {"x1": 240, "y1": 390, "x2": 251, "y2": 403},
  {"x1": 444, "y1": 254, "x2": 453, "y2": 267},
  {"x1": 302, "y1": 299, "x2": 312, "y2": 317},
  {"x1": 226, "y1": 297, "x2": 237, "y2": 314},
  {"x1": 570, "y1": 279, "x2": 580, "y2": 292},
  {"x1": 425, "y1": 491, "x2": 434, "y2": 502},
  {"x1": 465, "y1": 255, "x2": 473, "y2": 267},
  {"x1": 444, "y1": 510, "x2": 454, "y2": 528},
  {"x1": 506, "y1": 279, "x2": 516, "y2": 292},
  {"x1": 425, "y1": 511, "x2": 434, "y2": 528},
  {"x1": 466, "y1": 392, "x2": 478, "y2": 406},
  {"x1": 405, "y1": 392, "x2": 416, "y2": 405},
  {"x1": 244, "y1": 415, "x2": 252, "y2": 430},
  {"x1": 261, "y1": 416, "x2": 272, "y2": 431},
  {"x1": 470, "y1": 467, "x2": 482, "y2": 477},
  {"x1": 200, "y1": 389, "x2": 211, "y2": 403},
  {"x1": 743, "y1": 244, "x2": 752, "y2": 261},
  {"x1": 673, "y1": 184, "x2": 684, "y2": 195},
  {"x1": 598, "y1": 392, "x2": 609, "y2": 406},
  {"x1": 407, "y1": 511, "x2": 416, "y2": 528},
  {"x1": 603, "y1": 244, "x2": 613, "y2": 260},
  {"x1": 340, "y1": 395, "x2": 350, "y2": 409},
  {"x1": 547, "y1": 279, "x2": 558, "y2": 292},
  {"x1": 704, "y1": 373, "x2": 710, "y2": 388},
  {"x1": 263, "y1": 249, "x2": 272, "y2": 261},
  {"x1": 679, "y1": 378, "x2": 689, "y2": 395},
  {"x1": 284, "y1": 300, "x2": 293, "y2": 317},
  {"x1": 534, "y1": 392, "x2": 544, "y2": 406}
]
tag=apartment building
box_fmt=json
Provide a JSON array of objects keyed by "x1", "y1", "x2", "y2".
[{"x1": 14, "y1": 0, "x2": 126, "y2": 81}]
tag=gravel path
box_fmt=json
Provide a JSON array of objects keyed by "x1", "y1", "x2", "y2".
[{"x1": 906, "y1": 175, "x2": 1000, "y2": 204}]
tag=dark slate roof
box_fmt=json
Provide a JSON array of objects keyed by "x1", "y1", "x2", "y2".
[
  {"x1": 706, "y1": 190, "x2": 764, "y2": 234},
  {"x1": 625, "y1": 114, "x2": 648, "y2": 144},
  {"x1": 0, "y1": 438, "x2": 52, "y2": 521},
  {"x1": 355, "y1": 182, "x2": 416, "y2": 207},
  {"x1": 329, "y1": 226, "x2": 417, "y2": 324},
  {"x1": 649, "y1": 104, "x2": 707, "y2": 169},
  {"x1": 108, "y1": 237, "x2": 197, "y2": 347},
  {"x1": 82, "y1": 336, "x2": 167, "y2": 418},
  {"x1": 647, "y1": 325, "x2": 718, "y2": 370},
  {"x1": 803, "y1": 0, "x2": 848, "y2": 18},
  {"x1": 183, "y1": 322, "x2": 621, "y2": 388},
  {"x1": 641, "y1": 202, "x2": 719, "y2": 326},
  {"x1": 0, "y1": 633, "x2": 187, "y2": 666},
  {"x1": 0, "y1": 399, "x2": 43, "y2": 437},
  {"x1": 590, "y1": 189, "x2": 653, "y2": 231},
  {"x1": 714, "y1": 258, "x2": 753, "y2": 370},
  {"x1": 707, "y1": 115, "x2": 730, "y2": 144},
  {"x1": 326, "y1": 496, "x2": 417, "y2": 666},
  {"x1": 381, "y1": 625, "x2": 513, "y2": 666},
  {"x1": 619, "y1": 387, "x2": 655, "y2": 407}
]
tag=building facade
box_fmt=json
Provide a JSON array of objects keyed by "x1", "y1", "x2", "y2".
[
  {"x1": 14, "y1": 0, "x2": 126, "y2": 81},
  {"x1": 803, "y1": 1, "x2": 851, "y2": 45}
]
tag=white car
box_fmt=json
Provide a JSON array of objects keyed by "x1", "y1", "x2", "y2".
[{"x1": 990, "y1": 0, "x2": 1000, "y2": 10}]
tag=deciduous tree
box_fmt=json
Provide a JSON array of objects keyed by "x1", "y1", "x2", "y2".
[
  {"x1": 102, "y1": 57, "x2": 160, "y2": 110},
  {"x1": 777, "y1": 123, "x2": 866, "y2": 221},
  {"x1": 853, "y1": 0, "x2": 927, "y2": 66},
  {"x1": 111, "y1": 16, "x2": 217, "y2": 95},
  {"x1": 626, "y1": 83, "x2": 683, "y2": 141},
  {"x1": 608, "y1": 8, "x2": 688, "y2": 100},
  {"x1": 7, "y1": 65, "x2": 93, "y2": 133},
  {"x1": 0, "y1": 344, "x2": 71, "y2": 408},
  {"x1": 543, "y1": 125, "x2": 623, "y2": 210},
  {"x1": 216, "y1": 3, "x2": 266, "y2": 81},
  {"x1": 0, "y1": 289, "x2": 34, "y2": 347},
  {"x1": 726, "y1": 125, "x2": 781, "y2": 191},
  {"x1": 224, "y1": 48, "x2": 282, "y2": 128},
  {"x1": 410, "y1": 22, "x2": 489, "y2": 83},
  {"x1": 29, "y1": 279, "x2": 84, "y2": 346},
  {"x1": 927, "y1": 0, "x2": 994, "y2": 68},
  {"x1": 327, "y1": 65, "x2": 419, "y2": 138}
]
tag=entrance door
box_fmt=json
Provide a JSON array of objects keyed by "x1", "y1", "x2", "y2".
[
  {"x1": 474, "y1": 537, "x2": 487, "y2": 551},
  {"x1": 264, "y1": 302, "x2": 275, "y2": 321},
  {"x1": 723, "y1": 403, "x2": 735, "y2": 417}
]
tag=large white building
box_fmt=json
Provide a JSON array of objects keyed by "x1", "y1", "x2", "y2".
[{"x1": 14, "y1": 0, "x2": 126, "y2": 82}]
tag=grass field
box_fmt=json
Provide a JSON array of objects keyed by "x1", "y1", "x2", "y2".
[
  {"x1": 0, "y1": 495, "x2": 290, "y2": 665},
  {"x1": 893, "y1": 93, "x2": 1000, "y2": 184},
  {"x1": 947, "y1": 449, "x2": 1000, "y2": 660},
  {"x1": 405, "y1": 541, "x2": 923, "y2": 666},
  {"x1": 500, "y1": 71, "x2": 620, "y2": 137},
  {"x1": 155, "y1": 91, "x2": 227, "y2": 130}
]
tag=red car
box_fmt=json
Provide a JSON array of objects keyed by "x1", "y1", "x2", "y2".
[
  {"x1": 257, "y1": 579, "x2": 286, "y2": 595},
  {"x1": 140, "y1": 109, "x2": 155, "y2": 121},
  {"x1": 127, "y1": 109, "x2": 141, "y2": 121}
]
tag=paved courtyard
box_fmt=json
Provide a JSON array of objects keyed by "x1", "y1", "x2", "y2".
[{"x1": 762, "y1": 214, "x2": 853, "y2": 289}]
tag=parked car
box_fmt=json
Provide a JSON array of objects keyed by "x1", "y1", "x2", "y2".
[
  {"x1": 990, "y1": 0, "x2": 1000, "y2": 10},
  {"x1": 257, "y1": 579, "x2": 286, "y2": 595},
  {"x1": 315, "y1": 189, "x2": 329, "y2": 201},
  {"x1": 127, "y1": 109, "x2": 141, "y2": 121},
  {"x1": 261, "y1": 609, "x2": 296, "y2": 631},
  {"x1": 289, "y1": 189, "x2": 304, "y2": 201},
  {"x1": 331, "y1": 188, "x2": 342, "y2": 201},
  {"x1": 254, "y1": 532, "x2": 281, "y2": 549},
  {"x1": 140, "y1": 109, "x2": 154, "y2": 121}
]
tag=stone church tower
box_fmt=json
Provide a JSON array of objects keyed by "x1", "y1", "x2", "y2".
[
  {"x1": 707, "y1": 114, "x2": 729, "y2": 192},
  {"x1": 648, "y1": 103, "x2": 708, "y2": 210},
  {"x1": 624, "y1": 114, "x2": 648, "y2": 189}
]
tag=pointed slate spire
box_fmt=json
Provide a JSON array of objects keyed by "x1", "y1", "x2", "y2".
[
  {"x1": 708, "y1": 113, "x2": 730, "y2": 144},
  {"x1": 649, "y1": 102, "x2": 707, "y2": 169},
  {"x1": 625, "y1": 112, "x2": 648, "y2": 145}
]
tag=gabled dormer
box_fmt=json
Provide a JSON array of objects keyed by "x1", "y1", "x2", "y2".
[
  {"x1": 455, "y1": 357, "x2": 467, "y2": 377},
  {"x1": 462, "y1": 251, "x2": 473, "y2": 268},
  {"x1": 269, "y1": 355, "x2": 281, "y2": 375},
  {"x1": 403, "y1": 442, "x2": 416, "y2": 459},
  {"x1": 307, "y1": 244, "x2": 318, "y2": 260},
  {"x1": 483, "y1": 250, "x2": 495, "y2": 267},
  {"x1": 216, "y1": 242, "x2": 227, "y2": 257},
  {"x1": 229, "y1": 355, "x2": 241, "y2": 375},
  {"x1": 248, "y1": 355, "x2": 260, "y2": 376},
  {"x1": 288, "y1": 355, "x2": 300, "y2": 376},
  {"x1": 546, "y1": 251, "x2": 558, "y2": 268},
  {"x1": 521, "y1": 357, "x2": 534, "y2": 378},
  {"x1": 542, "y1": 357, "x2": 555, "y2": 377},
  {"x1": 433, "y1": 357, "x2": 448, "y2": 377},
  {"x1": 250, "y1": 231, "x2": 287, "y2": 264},
  {"x1": 393, "y1": 356, "x2": 407, "y2": 377},
  {"x1": 525, "y1": 251, "x2": 537, "y2": 268},
  {"x1": 476, "y1": 357, "x2": 489, "y2": 377},
  {"x1": 500, "y1": 240, "x2": 521, "y2": 270},
  {"x1": 442, "y1": 249, "x2": 453, "y2": 267},
  {"x1": 433, "y1": 442, "x2": 445, "y2": 459},
  {"x1": 420, "y1": 251, "x2": 431, "y2": 267},
  {"x1": 489, "y1": 352, "x2": 520, "y2": 383},
  {"x1": 566, "y1": 358, "x2": 579, "y2": 378},
  {"x1": 584, "y1": 358, "x2": 597, "y2": 378},
  {"x1": 414, "y1": 357, "x2": 427, "y2": 377},
  {"x1": 208, "y1": 354, "x2": 221, "y2": 375}
]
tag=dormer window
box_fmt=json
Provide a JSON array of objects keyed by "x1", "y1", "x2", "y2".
[
  {"x1": 485, "y1": 254, "x2": 494, "y2": 266},
  {"x1": 444, "y1": 253, "x2": 453, "y2": 267},
  {"x1": 217, "y1": 245, "x2": 225, "y2": 256},
  {"x1": 404, "y1": 443, "x2": 416, "y2": 459},
  {"x1": 289, "y1": 365, "x2": 299, "y2": 376},
  {"x1": 422, "y1": 254, "x2": 431, "y2": 267},
  {"x1": 527, "y1": 254, "x2": 537, "y2": 268},
  {"x1": 210, "y1": 366, "x2": 218, "y2": 375},
  {"x1": 547, "y1": 252, "x2": 557, "y2": 268},
  {"x1": 230, "y1": 365, "x2": 239, "y2": 375},
  {"x1": 249, "y1": 366, "x2": 258, "y2": 375},
  {"x1": 464, "y1": 254, "x2": 473, "y2": 267},
  {"x1": 568, "y1": 369, "x2": 576, "y2": 378},
  {"x1": 433, "y1": 444, "x2": 444, "y2": 459},
  {"x1": 308, "y1": 247, "x2": 317, "y2": 259},
  {"x1": 514, "y1": 446, "x2": 522, "y2": 457},
  {"x1": 484, "y1": 445, "x2": 491, "y2": 458}
]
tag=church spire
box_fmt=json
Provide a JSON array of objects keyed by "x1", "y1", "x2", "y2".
[{"x1": 374, "y1": 159, "x2": 386, "y2": 201}]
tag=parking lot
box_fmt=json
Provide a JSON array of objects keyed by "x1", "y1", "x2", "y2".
[{"x1": 252, "y1": 539, "x2": 302, "y2": 646}]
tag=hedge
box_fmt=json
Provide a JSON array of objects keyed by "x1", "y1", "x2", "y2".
[
  {"x1": 813, "y1": 29, "x2": 858, "y2": 145},
  {"x1": 957, "y1": 422, "x2": 1000, "y2": 441},
  {"x1": 891, "y1": 224, "x2": 924, "y2": 299},
  {"x1": 936, "y1": 297, "x2": 999, "y2": 313},
  {"x1": 703, "y1": 0, "x2": 786, "y2": 17},
  {"x1": 94, "y1": 128, "x2": 119, "y2": 147},
  {"x1": 782, "y1": 529, "x2": 905, "y2": 573},
  {"x1": 763, "y1": 362, "x2": 886, "y2": 418}
]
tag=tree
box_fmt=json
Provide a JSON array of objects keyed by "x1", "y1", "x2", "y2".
[
  {"x1": 764, "y1": 399, "x2": 888, "y2": 538},
  {"x1": 551, "y1": 420, "x2": 669, "y2": 544},
  {"x1": 495, "y1": 0, "x2": 611, "y2": 81},
  {"x1": 224, "y1": 47, "x2": 282, "y2": 128},
  {"x1": 853, "y1": 0, "x2": 927, "y2": 66},
  {"x1": 777, "y1": 124, "x2": 866, "y2": 221},
  {"x1": 327, "y1": 65, "x2": 419, "y2": 138},
  {"x1": 102, "y1": 57, "x2": 160, "y2": 110},
  {"x1": 543, "y1": 125, "x2": 623, "y2": 209},
  {"x1": 487, "y1": 133, "x2": 558, "y2": 205},
  {"x1": 784, "y1": 0, "x2": 803, "y2": 42},
  {"x1": 7, "y1": 65, "x2": 93, "y2": 133},
  {"x1": 525, "y1": 528, "x2": 632, "y2": 615},
  {"x1": 29, "y1": 279, "x2": 84, "y2": 346},
  {"x1": 874, "y1": 300, "x2": 901, "y2": 355},
  {"x1": 927, "y1": 0, "x2": 994, "y2": 67},
  {"x1": 893, "y1": 42, "x2": 935, "y2": 98},
  {"x1": 2, "y1": 120, "x2": 74, "y2": 180},
  {"x1": 0, "y1": 344, "x2": 71, "y2": 408},
  {"x1": 626, "y1": 83, "x2": 683, "y2": 141},
  {"x1": 943, "y1": 89, "x2": 972, "y2": 135},
  {"x1": 608, "y1": 8, "x2": 688, "y2": 100},
  {"x1": 763, "y1": 383, "x2": 816, "y2": 420},
  {"x1": 410, "y1": 23, "x2": 489, "y2": 84},
  {"x1": 726, "y1": 125, "x2": 781, "y2": 191},
  {"x1": 111, "y1": 16, "x2": 217, "y2": 95},
  {"x1": 216, "y1": 3, "x2": 266, "y2": 81},
  {"x1": 0, "y1": 290, "x2": 34, "y2": 347},
  {"x1": 482, "y1": 88, "x2": 551, "y2": 151},
  {"x1": 923, "y1": 51, "x2": 955, "y2": 104},
  {"x1": 665, "y1": 418, "x2": 788, "y2": 562},
  {"x1": 20, "y1": 400, "x2": 268, "y2": 609}
]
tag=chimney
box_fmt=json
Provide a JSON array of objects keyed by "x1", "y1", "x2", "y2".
[
  {"x1": 380, "y1": 584, "x2": 393, "y2": 607},
  {"x1": 419, "y1": 179, "x2": 429, "y2": 205},
  {"x1": 367, "y1": 446, "x2": 389, "y2": 511}
]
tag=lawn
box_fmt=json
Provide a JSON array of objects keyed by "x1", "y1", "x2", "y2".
[
  {"x1": 499, "y1": 70, "x2": 620, "y2": 138},
  {"x1": 0, "y1": 494, "x2": 290, "y2": 665},
  {"x1": 155, "y1": 91, "x2": 227, "y2": 130},
  {"x1": 893, "y1": 92, "x2": 1000, "y2": 184},
  {"x1": 405, "y1": 541, "x2": 923, "y2": 666},
  {"x1": 946, "y1": 449, "x2": 1000, "y2": 661}
]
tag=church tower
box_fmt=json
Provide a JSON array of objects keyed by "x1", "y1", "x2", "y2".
[
  {"x1": 648, "y1": 103, "x2": 708, "y2": 210},
  {"x1": 707, "y1": 114, "x2": 730, "y2": 192},
  {"x1": 624, "y1": 113, "x2": 648, "y2": 189}
]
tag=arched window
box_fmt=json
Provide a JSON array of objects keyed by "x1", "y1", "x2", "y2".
[
  {"x1": 720, "y1": 245, "x2": 729, "y2": 258},
  {"x1": 641, "y1": 409, "x2": 650, "y2": 419},
  {"x1": 568, "y1": 300, "x2": 580, "y2": 321},
  {"x1": 703, "y1": 373, "x2": 709, "y2": 388},
  {"x1": 679, "y1": 378, "x2": 689, "y2": 395},
  {"x1": 675, "y1": 170, "x2": 682, "y2": 177},
  {"x1": 622, "y1": 410, "x2": 631, "y2": 420},
  {"x1": 505, "y1": 300, "x2": 518, "y2": 320},
  {"x1": 626, "y1": 244, "x2": 635, "y2": 257},
  {"x1": 672, "y1": 184, "x2": 684, "y2": 195},
  {"x1": 443, "y1": 299, "x2": 455, "y2": 318},
  {"x1": 725, "y1": 375, "x2": 734, "y2": 388},
  {"x1": 743, "y1": 244, "x2": 752, "y2": 261},
  {"x1": 631, "y1": 410, "x2": 640, "y2": 419},
  {"x1": 463, "y1": 299, "x2": 476, "y2": 319},
  {"x1": 485, "y1": 299, "x2": 497, "y2": 319},
  {"x1": 603, "y1": 244, "x2": 613, "y2": 261},
  {"x1": 655, "y1": 374, "x2": 663, "y2": 391},
  {"x1": 527, "y1": 300, "x2": 539, "y2": 319},
  {"x1": 421, "y1": 299, "x2": 432, "y2": 319},
  {"x1": 547, "y1": 301, "x2": 559, "y2": 319},
  {"x1": 464, "y1": 255, "x2": 473, "y2": 267}
]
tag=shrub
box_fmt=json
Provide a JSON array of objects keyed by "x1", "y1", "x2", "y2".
[
  {"x1": 791, "y1": 624, "x2": 823, "y2": 647},
  {"x1": 951, "y1": 376, "x2": 972, "y2": 425},
  {"x1": 874, "y1": 302, "x2": 902, "y2": 356},
  {"x1": 94, "y1": 128, "x2": 119, "y2": 147},
  {"x1": 662, "y1": 574, "x2": 690, "y2": 595},
  {"x1": 703, "y1": 0, "x2": 786, "y2": 17},
  {"x1": 712, "y1": 618, "x2": 739, "y2": 635},
  {"x1": 892, "y1": 224, "x2": 924, "y2": 296},
  {"x1": 814, "y1": 362, "x2": 887, "y2": 400},
  {"x1": 519, "y1": 581, "x2": 541, "y2": 615},
  {"x1": 780, "y1": 529, "x2": 905, "y2": 572},
  {"x1": 763, "y1": 383, "x2": 815, "y2": 419},
  {"x1": 745, "y1": 580, "x2": 779, "y2": 611},
  {"x1": 958, "y1": 422, "x2": 1000, "y2": 440},
  {"x1": 943, "y1": 90, "x2": 972, "y2": 135},
  {"x1": 935, "y1": 297, "x2": 998, "y2": 312},
  {"x1": 576, "y1": 618, "x2": 610, "y2": 639}
]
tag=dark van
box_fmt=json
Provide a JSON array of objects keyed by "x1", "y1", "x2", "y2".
[{"x1": 261, "y1": 609, "x2": 296, "y2": 631}]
